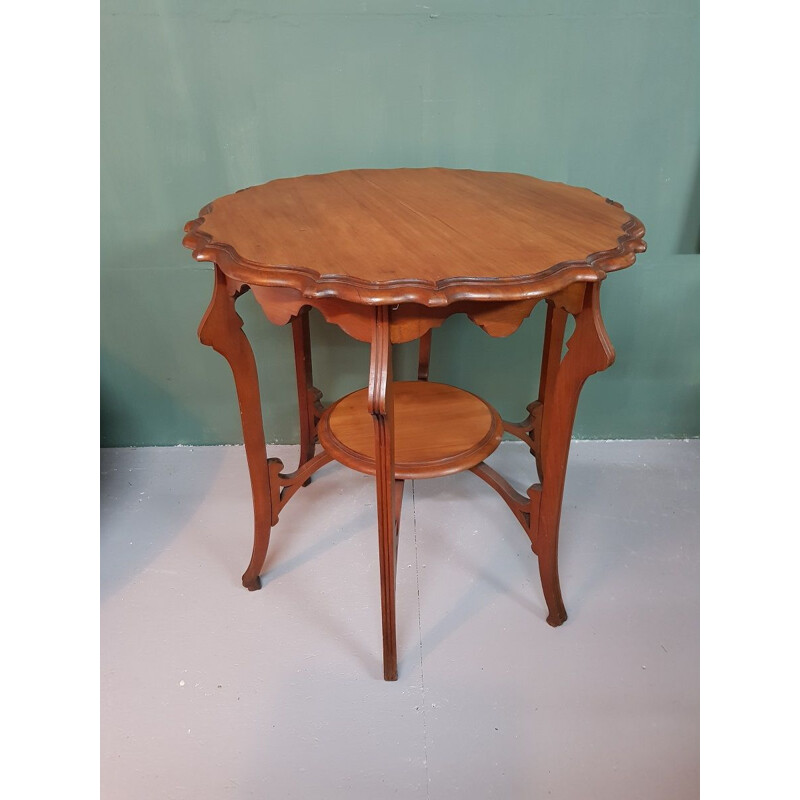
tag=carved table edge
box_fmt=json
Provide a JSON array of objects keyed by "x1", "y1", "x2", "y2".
[{"x1": 182, "y1": 206, "x2": 646, "y2": 307}]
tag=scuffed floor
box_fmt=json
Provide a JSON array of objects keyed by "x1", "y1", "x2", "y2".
[{"x1": 101, "y1": 440, "x2": 699, "y2": 799}]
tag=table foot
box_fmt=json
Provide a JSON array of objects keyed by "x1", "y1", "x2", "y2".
[
  {"x1": 537, "y1": 543, "x2": 568, "y2": 626},
  {"x1": 242, "y1": 573, "x2": 263, "y2": 591},
  {"x1": 546, "y1": 609, "x2": 568, "y2": 627}
]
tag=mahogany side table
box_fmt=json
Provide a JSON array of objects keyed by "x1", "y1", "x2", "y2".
[{"x1": 183, "y1": 168, "x2": 646, "y2": 681}]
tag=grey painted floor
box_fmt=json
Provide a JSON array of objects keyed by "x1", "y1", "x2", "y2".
[{"x1": 101, "y1": 440, "x2": 699, "y2": 799}]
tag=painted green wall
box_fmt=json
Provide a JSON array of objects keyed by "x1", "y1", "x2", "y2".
[{"x1": 101, "y1": 0, "x2": 699, "y2": 446}]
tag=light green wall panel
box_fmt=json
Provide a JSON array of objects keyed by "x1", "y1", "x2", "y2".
[{"x1": 101, "y1": 0, "x2": 699, "y2": 446}]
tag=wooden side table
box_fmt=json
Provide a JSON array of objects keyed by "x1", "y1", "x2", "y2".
[{"x1": 183, "y1": 168, "x2": 646, "y2": 680}]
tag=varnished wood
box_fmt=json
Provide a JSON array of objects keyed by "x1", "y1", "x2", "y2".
[
  {"x1": 550, "y1": 282, "x2": 587, "y2": 315},
  {"x1": 252, "y1": 286, "x2": 375, "y2": 343},
  {"x1": 250, "y1": 285, "x2": 546, "y2": 345},
  {"x1": 291, "y1": 309, "x2": 318, "y2": 485},
  {"x1": 536, "y1": 283, "x2": 615, "y2": 625},
  {"x1": 417, "y1": 330, "x2": 432, "y2": 381},
  {"x1": 369, "y1": 306, "x2": 399, "y2": 681},
  {"x1": 469, "y1": 461, "x2": 534, "y2": 535},
  {"x1": 469, "y1": 284, "x2": 613, "y2": 617},
  {"x1": 267, "y1": 449, "x2": 334, "y2": 522},
  {"x1": 537, "y1": 301, "x2": 570, "y2": 483},
  {"x1": 197, "y1": 266, "x2": 273, "y2": 591},
  {"x1": 318, "y1": 381, "x2": 503, "y2": 480},
  {"x1": 186, "y1": 168, "x2": 647, "y2": 681},
  {"x1": 502, "y1": 400, "x2": 542, "y2": 459},
  {"x1": 184, "y1": 168, "x2": 645, "y2": 306}
]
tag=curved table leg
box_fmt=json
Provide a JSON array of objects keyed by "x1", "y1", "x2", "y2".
[
  {"x1": 198, "y1": 266, "x2": 273, "y2": 591},
  {"x1": 369, "y1": 306, "x2": 400, "y2": 680},
  {"x1": 537, "y1": 282, "x2": 615, "y2": 625}
]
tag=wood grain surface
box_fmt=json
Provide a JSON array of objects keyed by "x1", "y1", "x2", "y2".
[
  {"x1": 318, "y1": 380, "x2": 503, "y2": 480},
  {"x1": 184, "y1": 168, "x2": 645, "y2": 306},
  {"x1": 189, "y1": 169, "x2": 647, "y2": 680}
]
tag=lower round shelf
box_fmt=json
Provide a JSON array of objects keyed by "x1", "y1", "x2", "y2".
[{"x1": 317, "y1": 381, "x2": 503, "y2": 479}]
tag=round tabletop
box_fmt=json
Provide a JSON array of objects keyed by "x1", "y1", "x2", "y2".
[{"x1": 183, "y1": 168, "x2": 645, "y2": 306}]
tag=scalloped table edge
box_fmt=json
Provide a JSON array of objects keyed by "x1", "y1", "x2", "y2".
[{"x1": 182, "y1": 197, "x2": 646, "y2": 307}]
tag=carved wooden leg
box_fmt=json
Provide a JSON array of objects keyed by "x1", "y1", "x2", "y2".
[
  {"x1": 417, "y1": 329, "x2": 432, "y2": 381},
  {"x1": 537, "y1": 282, "x2": 615, "y2": 625},
  {"x1": 198, "y1": 266, "x2": 273, "y2": 591},
  {"x1": 369, "y1": 306, "x2": 399, "y2": 680},
  {"x1": 291, "y1": 309, "x2": 319, "y2": 485},
  {"x1": 535, "y1": 300, "x2": 569, "y2": 477}
]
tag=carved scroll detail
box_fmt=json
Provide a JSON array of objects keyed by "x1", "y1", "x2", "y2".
[
  {"x1": 266, "y1": 450, "x2": 334, "y2": 524},
  {"x1": 503, "y1": 401, "x2": 543, "y2": 458},
  {"x1": 470, "y1": 462, "x2": 533, "y2": 533}
]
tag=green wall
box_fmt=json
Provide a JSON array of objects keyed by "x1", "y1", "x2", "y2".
[{"x1": 101, "y1": 0, "x2": 699, "y2": 446}]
